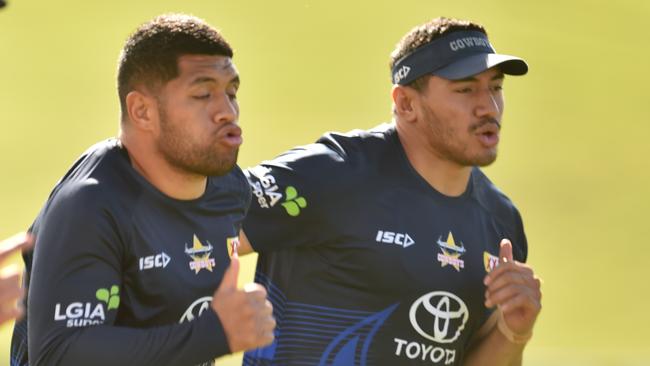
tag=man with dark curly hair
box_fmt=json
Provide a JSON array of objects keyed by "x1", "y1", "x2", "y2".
[
  {"x1": 239, "y1": 17, "x2": 541, "y2": 365},
  {"x1": 11, "y1": 14, "x2": 275, "y2": 366}
]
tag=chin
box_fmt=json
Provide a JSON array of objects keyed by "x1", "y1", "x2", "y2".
[
  {"x1": 473, "y1": 154, "x2": 498, "y2": 167},
  {"x1": 205, "y1": 161, "x2": 237, "y2": 177},
  {"x1": 210, "y1": 158, "x2": 239, "y2": 177}
]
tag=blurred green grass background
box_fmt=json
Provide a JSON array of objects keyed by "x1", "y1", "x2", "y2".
[{"x1": 1, "y1": 0, "x2": 649, "y2": 365}]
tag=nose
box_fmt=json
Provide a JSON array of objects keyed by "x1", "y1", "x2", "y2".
[
  {"x1": 212, "y1": 93, "x2": 238, "y2": 125},
  {"x1": 474, "y1": 89, "x2": 501, "y2": 119}
]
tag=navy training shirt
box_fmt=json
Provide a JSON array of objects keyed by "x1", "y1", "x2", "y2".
[
  {"x1": 242, "y1": 123, "x2": 527, "y2": 365},
  {"x1": 11, "y1": 139, "x2": 251, "y2": 366}
]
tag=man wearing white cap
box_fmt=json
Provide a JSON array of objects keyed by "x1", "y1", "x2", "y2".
[{"x1": 238, "y1": 17, "x2": 541, "y2": 365}]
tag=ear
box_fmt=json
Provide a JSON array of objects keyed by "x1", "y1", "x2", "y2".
[
  {"x1": 125, "y1": 90, "x2": 158, "y2": 132},
  {"x1": 391, "y1": 85, "x2": 418, "y2": 123}
]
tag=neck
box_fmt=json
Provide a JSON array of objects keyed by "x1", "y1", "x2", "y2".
[
  {"x1": 120, "y1": 131, "x2": 207, "y2": 200},
  {"x1": 395, "y1": 121, "x2": 472, "y2": 197}
]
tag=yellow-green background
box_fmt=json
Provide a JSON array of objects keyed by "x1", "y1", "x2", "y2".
[{"x1": 1, "y1": 0, "x2": 649, "y2": 365}]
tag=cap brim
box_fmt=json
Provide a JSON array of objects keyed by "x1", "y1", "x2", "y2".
[{"x1": 434, "y1": 53, "x2": 528, "y2": 80}]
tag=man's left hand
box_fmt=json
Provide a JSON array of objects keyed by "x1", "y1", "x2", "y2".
[{"x1": 484, "y1": 239, "x2": 542, "y2": 340}]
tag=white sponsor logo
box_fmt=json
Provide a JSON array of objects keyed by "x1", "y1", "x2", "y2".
[
  {"x1": 393, "y1": 291, "x2": 467, "y2": 364},
  {"x1": 393, "y1": 65, "x2": 411, "y2": 83},
  {"x1": 409, "y1": 291, "x2": 469, "y2": 343},
  {"x1": 54, "y1": 302, "x2": 105, "y2": 328},
  {"x1": 180, "y1": 296, "x2": 212, "y2": 323},
  {"x1": 249, "y1": 168, "x2": 283, "y2": 209},
  {"x1": 181, "y1": 300, "x2": 217, "y2": 366},
  {"x1": 394, "y1": 338, "x2": 456, "y2": 364},
  {"x1": 138, "y1": 252, "x2": 171, "y2": 271},
  {"x1": 376, "y1": 230, "x2": 415, "y2": 248},
  {"x1": 449, "y1": 37, "x2": 490, "y2": 51}
]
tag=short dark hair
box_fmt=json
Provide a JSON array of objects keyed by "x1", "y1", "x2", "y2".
[
  {"x1": 389, "y1": 17, "x2": 486, "y2": 91},
  {"x1": 117, "y1": 14, "x2": 233, "y2": 120}
]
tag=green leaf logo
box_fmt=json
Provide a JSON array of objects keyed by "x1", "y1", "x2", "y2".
[
  {"x1": 108, "y1": 285, "x2": 120, "y2": 310},
  {"x1": 281, "y1": 186, "x2": 307, "y2": 217},
  {"x1": 285, "y1": 186, "x2": 298, "y2": 200},
  {"x1": 96, "y1": 285, "x2": 120, "y2": 311},
  {"x1": 96, "y1": 288, "x2": 109, "y2": 303}
]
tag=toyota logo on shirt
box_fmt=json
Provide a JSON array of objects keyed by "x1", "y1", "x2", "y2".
[{"x1": 408, "y1": 291, "x2": 469, "y2": 344}]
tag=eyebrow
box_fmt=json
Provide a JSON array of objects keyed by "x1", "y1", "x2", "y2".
[
  {"x1": 189, "y1": 75, "x2": 240, "y2": 87},
  {"x1": 452, "y1": 72, "x2": 505, "y2": 83}
]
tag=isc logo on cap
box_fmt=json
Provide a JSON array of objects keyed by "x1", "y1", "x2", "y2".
[{"x1": 393, "y1": 65, "x2": 411, "y2": 84}]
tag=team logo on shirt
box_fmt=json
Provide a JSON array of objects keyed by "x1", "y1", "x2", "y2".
[
  {"x1": 53, "y1": 285, "x2": 120, "y2": 328},
  {"x1": 436, "y1": 232, "x2": 466, "y2": 271},
  {"x1": 484, "y1": 251, "x2": 499, "y2": 273},
  {"x1": 227, "y1": 236, "x2": 239, "y2": 258},
  {"x1": 185, "y1": 235, "x2": 216, "y2": 274}
]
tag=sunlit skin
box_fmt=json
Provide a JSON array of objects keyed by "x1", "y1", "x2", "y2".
[
  {"x1": 121, "y1": 55, "x2": 241, "y2": 200},
  {"x1": 418, "y1": 68, "x2": 504, "y2": 167},
  {"x1": 393, "y1": 67, "x2": 505, "y2": 196},
  {"x1": 156, "y1": 55, "x2": 242, "y2": 178}
]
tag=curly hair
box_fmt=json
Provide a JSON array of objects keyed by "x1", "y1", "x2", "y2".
[
  {"x1": 117, "y1": 14, "x2": 233, "y2": 120},
  {"x1": 389, "y1": 17, "x2": 486, "y2": 91}
]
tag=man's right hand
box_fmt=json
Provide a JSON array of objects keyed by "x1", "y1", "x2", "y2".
[
  {"x1": 0, "y1": 232, "x2": 33, "y2": 325},
  {"x1": 211, "y1": 254, "x2": 275, "y2": 353}
]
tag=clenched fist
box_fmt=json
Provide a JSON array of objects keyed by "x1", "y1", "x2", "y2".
[
  {"x1": 484, "y1": 239, "x2": 542, "y2": 342},
  {"x1": 211, "y1": 254, "x2": 275, "y2": 353}
]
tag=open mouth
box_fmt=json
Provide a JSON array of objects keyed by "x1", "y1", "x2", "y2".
[
  {"x1": 474, "y1": 124, "x2": 500, "y2": 147},
  {"x1": 477, "y1": 130, "x2": 499, "y2": 147}
]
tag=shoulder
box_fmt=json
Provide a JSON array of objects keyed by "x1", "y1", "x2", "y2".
[
  {"x1": 248, "y1": 123, "x2": 397, "y2": 179},
  {"x1": 243, "y1": 124, "x2": 396, "y2": 213},
  {"x1": 315, "y1": 122, "x2": 398, "y2": 162},
  {"x1": 37, "y1": 140, "x2": 139, "y2": 227},
  {"x1": 57, "y1": 139, "x2": 136, "y2": 189},
  {"x1": 470, "y1": 168, "x2": 527, "y2": 259},
  {"x1": 471, "y1": 168, "x2": 522, "y2": 223},
  {"x1": 316, "y1": 123, "x2": 397, "y2": 149}
]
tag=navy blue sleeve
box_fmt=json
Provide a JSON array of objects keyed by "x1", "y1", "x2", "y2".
[
  {"x1": 27, "y1": 183, "x2": 230, "y2": 366},
  {"x1": 243, "y1": 143, "x2": 348, "y2": 253}
]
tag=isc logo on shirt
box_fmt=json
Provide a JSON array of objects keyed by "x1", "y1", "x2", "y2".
[
  {"x1": 138, "y1": 252, "x2": 171, "y2": 271},
  {"x1": 376, "y1": 230, "x2": 415, "y2": 248}
]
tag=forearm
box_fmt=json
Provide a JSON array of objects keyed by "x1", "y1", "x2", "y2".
[
  {"x1": 32, "y1": 310, "x2": 230, "y2": 366},
  {"x1": 463, "y1": 326, "x2": 525, "y2": 366}
]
